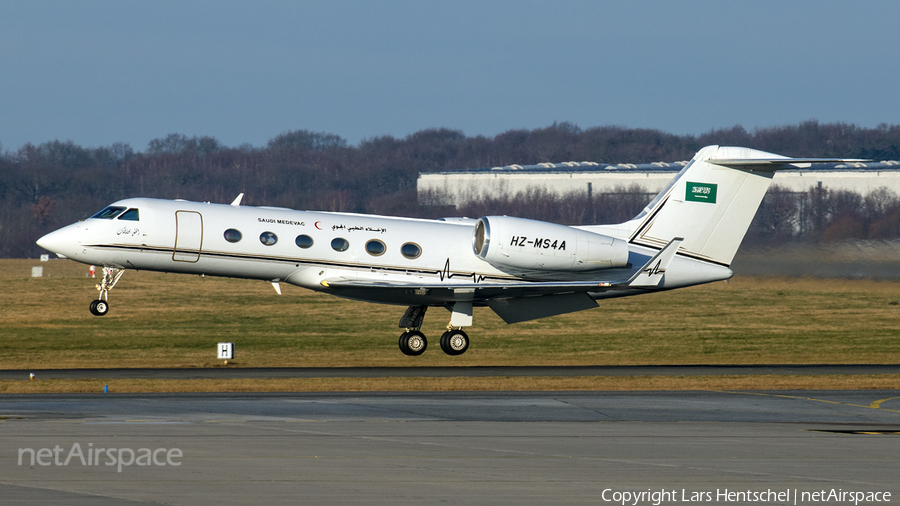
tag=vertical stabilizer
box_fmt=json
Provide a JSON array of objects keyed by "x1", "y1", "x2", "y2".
[{"x1": 628, "y1": 146, "x2": 785, "y2": 266}]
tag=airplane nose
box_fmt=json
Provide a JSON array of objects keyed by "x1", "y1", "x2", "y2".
[{"x1": 36, "y1": 225, "x2": 80, "y2": 257}]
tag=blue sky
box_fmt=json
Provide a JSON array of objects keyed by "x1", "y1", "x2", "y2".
[{"x1": 2, "y1": 0, "x2": 898, "y2": 152}]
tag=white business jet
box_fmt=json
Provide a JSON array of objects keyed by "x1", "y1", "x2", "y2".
[{"x1": 36, "y1": 145, "x2": 858, "y2": 356}]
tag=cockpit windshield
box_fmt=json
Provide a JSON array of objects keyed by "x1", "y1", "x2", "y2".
[
  {"x1": 90, "y1": 206, "x2": 127, "y2": 219},
  {"x1": 119, "y1": 208, "x2": 140, "y2": 221}
]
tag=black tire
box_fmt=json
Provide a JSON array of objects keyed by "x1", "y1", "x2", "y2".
[
  {"x1": 89, "y1": 299, "x2": 109, "y2": 316},
  {"x1": 401, "y1": 331, "x2": 427, "y2": 356},
  {"x1": 440, "y1": 329, "x2": 469, "y2": 356},
  {"x1": 398, "y1": 332, "x2": 411, "y2": 355}
]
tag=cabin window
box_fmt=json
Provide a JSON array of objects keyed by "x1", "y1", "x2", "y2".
[
  {"x1": 331, "y1": 237, "x2": 349, "y2": 252},
  {"x1": 401, "y1": 242, "x2": 421, "y2": 259},
  {"x1": 224, "y1": 229, "x2": 243, "y2": 243},
  {"x1": 90, "y1": 206, "x2": 126, "y2": 219},
  {"x1": 259, "y1": 231, "x2": 278, "y2": 246},
  {"x1": 295, "y1": 235, "x2": 314, "y2": 249},
  {"x1": 118, "y1": 208, "x2": 140, "y2": 221},
  {"x1": 365, "y1": 239, "x2": 386, "y2": 256}
]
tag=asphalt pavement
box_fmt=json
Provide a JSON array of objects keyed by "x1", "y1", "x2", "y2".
[{"x1": 1, "y1": 390, "x2": 898, "y2": 505}]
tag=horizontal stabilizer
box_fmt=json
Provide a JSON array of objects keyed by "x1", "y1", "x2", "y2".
[
  {"x1": 707, "y1": 157, "x2": 868, "y2": 170},
  {"x1": 627, "y1": 237, "x2": 683, "y2": 287}
]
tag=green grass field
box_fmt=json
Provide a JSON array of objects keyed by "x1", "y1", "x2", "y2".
[{"x1": 3, "y1": 259, "x2": 900, "y2": 371}]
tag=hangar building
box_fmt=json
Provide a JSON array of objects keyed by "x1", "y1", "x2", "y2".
[{"x1": 419, "y1": 159, "x2": 900, "y2": 207}]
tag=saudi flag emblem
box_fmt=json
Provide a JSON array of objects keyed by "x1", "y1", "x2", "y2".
[{"x1": 686, "y1": 182, "x2": 717, "y2": 203}]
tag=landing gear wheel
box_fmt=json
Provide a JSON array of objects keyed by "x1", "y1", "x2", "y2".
[
  {"x1": 398, "y1": 332, "x2": 410, "y2": 355},
  {"x1": 440, "y1": 329, "x2": 469, "y2": 356},
  {"x1": 89, "y1": 299, "x2": 109, "y2": 316},
  {"x1": 399, "y1": 331, "x2": 427, "y2": 356}
]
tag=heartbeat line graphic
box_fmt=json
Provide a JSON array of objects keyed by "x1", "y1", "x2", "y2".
[{"x1": 439, "y1": 259, "x2": 486, "y2": 283}]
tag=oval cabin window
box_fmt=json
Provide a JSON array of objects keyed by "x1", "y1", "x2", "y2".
[
  {"x1": 401, "y1": 242, "x2": 421, "y2": 259},
  {"x1": 259, "y1": 232, "x2": 278, "y2": 246},
  {"x1": 365, "y1": 239, "x2": 386, "y2": 256},
  {"x1": 331, "y1": 238, "x2": 349, "y2": 252},
  {"x1": 224, "y1": 229, "x2": 243, "y2": 243}
]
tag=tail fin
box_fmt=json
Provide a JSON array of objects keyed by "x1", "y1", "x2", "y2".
[{"x1": 627, "y1": 145, "x2": 863, "y2": 266}]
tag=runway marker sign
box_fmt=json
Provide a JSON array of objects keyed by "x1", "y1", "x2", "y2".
[{"x1": 217, "y1": 342, "x2": 234, "y2": 360}]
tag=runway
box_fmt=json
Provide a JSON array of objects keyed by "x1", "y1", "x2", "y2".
[
  {"x1": 4, "y1": 363, "x2": 900, "y2": 380},
  {"x1": 1, "y1": 390, "x2": 899, "y2": 505}
]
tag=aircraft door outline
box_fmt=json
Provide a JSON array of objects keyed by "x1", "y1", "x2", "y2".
[{"x1": 173, "y1": 210, "x2": 203, "y2": 262}]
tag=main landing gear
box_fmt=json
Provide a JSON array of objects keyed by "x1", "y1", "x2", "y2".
[
  {"x1": 89, "y1": 266, "x2": 124, "y2": 316},
  {"x1": 440, "y1": 329, "x2": 469, "y2": 356},
  {"x1": 399, "y1": 330, "x2": 427, "y2": 356},
  {"x1": 397, "y1": 305, "x2": 471, "y2": 356}
]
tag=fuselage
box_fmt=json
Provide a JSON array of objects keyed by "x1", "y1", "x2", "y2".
[
  {"x1": 38, "y1": 198, "x2": 521, "y2": 293},
  {"x1": 37, "y1": 197, "x2": 734, "y2": 309}
]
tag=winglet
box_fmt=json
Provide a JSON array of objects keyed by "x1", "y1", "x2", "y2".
[
  {"x1": 626, "y1": 237, "x2": 683, "y2": 287},
  {"x1": 231, "y1": 193, "x2": 244, "y2": 206}
]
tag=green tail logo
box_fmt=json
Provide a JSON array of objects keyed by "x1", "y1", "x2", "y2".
[{"x1": 686, "y1": 182, "x2": 717, "y2": 203}]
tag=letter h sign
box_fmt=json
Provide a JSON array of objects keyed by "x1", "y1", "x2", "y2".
[{"x1": 217, "y1": 342, "x2": 234, "y2": 360}]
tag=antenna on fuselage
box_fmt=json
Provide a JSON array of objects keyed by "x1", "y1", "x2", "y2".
[{"x1": 230, "y1": 193, "x2": 244, "y2": 206}]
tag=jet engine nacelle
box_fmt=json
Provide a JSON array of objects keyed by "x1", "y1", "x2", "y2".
[{"x1": 472, "y1": 216, "x2": 629, "y2": 275}]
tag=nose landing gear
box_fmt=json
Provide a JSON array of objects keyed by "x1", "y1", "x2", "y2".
[
  {"x1": 89, "y1": 299, "x2": 110, "y2": 316},
  {"x1": 89, "y1": 266, "x2": 124, "y2": 316}
]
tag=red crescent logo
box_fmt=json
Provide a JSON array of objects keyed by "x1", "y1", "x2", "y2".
[{"x1": 314, "y1": 221, "x2": 322, "y2": 230}]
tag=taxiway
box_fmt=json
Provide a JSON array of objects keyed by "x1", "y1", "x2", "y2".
[{"x1": 1, "y1": 390, "x2": 898, "y2": 505}]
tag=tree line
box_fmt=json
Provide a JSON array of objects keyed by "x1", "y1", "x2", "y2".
[{"x1": 3, "y1": 121, "x2": 900, "y2": 258}]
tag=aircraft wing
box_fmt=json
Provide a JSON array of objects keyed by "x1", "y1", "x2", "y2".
[
  {"x1": 323, "y1": 277, "x2": 624, "y2": 299},
  {"x1": 320, "y1": 277, "x2": 622, "y2": 324},
  {"x1": 320, "y1": 238, "x2": 684, "y2": 323}
]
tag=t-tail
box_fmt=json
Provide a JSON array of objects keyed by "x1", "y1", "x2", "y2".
[{"x1": 618, "y1": 145, "x2": 864, "y2": 266}]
